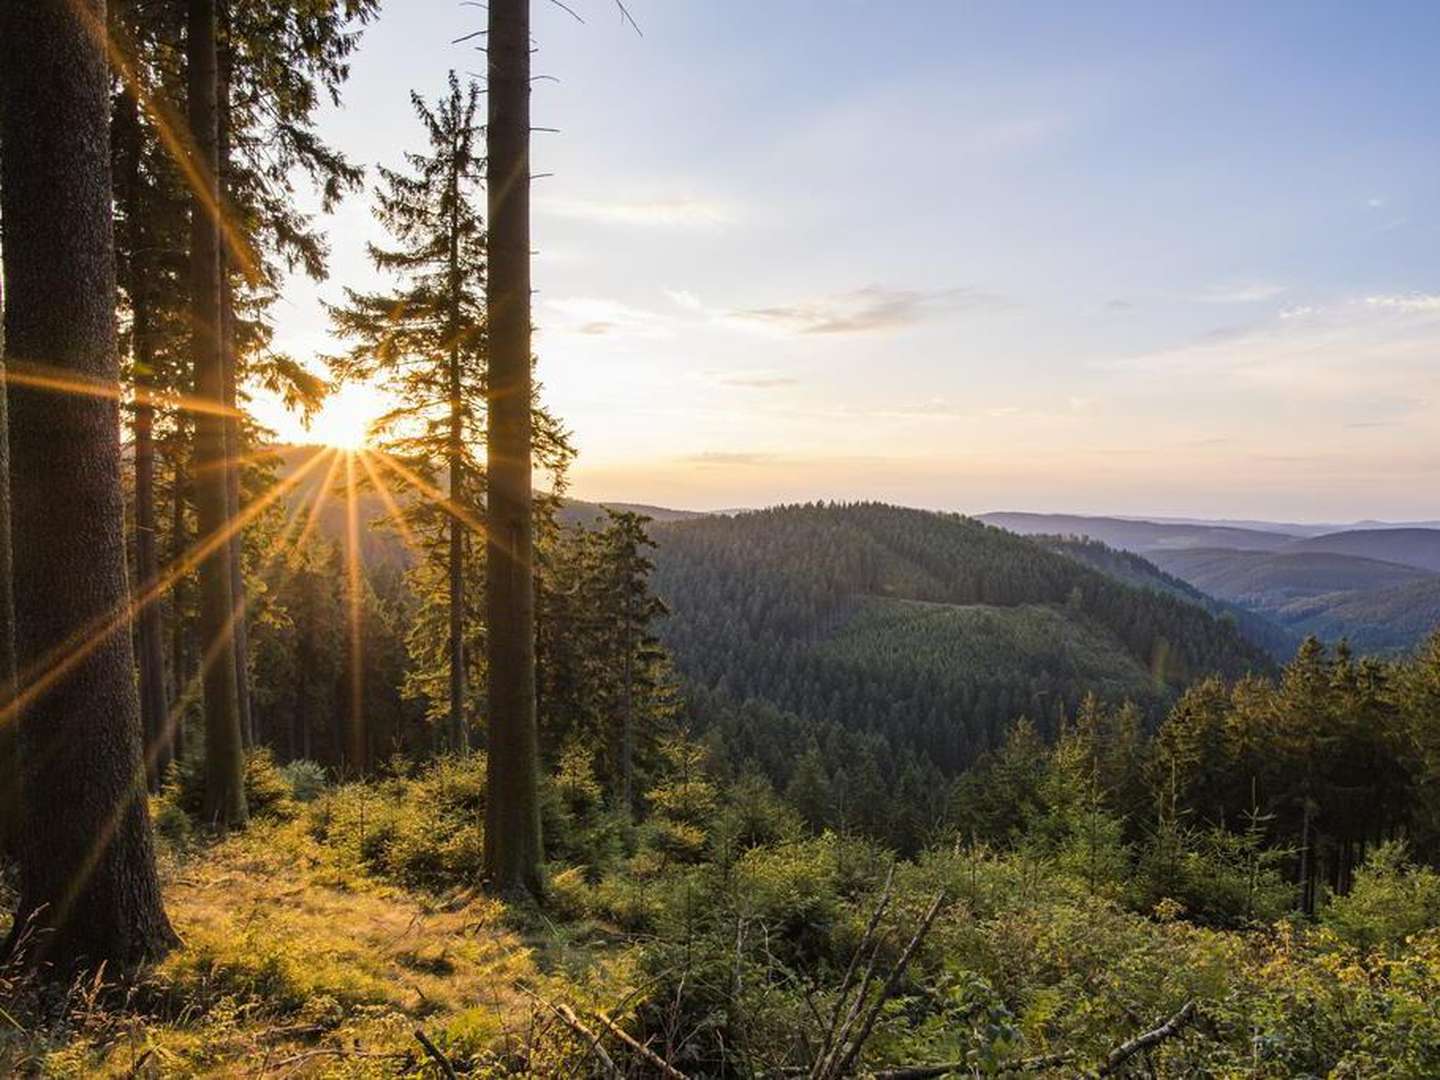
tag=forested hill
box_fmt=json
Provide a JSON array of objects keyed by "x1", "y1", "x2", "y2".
[
  {"x1": 649, "y1": 503, "x2": 1271, "y2": 774},
  {"x1": 1038, "y1": 535, "x2": 1302, "y2": 660}
]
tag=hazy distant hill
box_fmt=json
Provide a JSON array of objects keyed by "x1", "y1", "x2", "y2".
[
  {"x1": 977, "y1": 509, "x2": 1440, "y2": 652},
  {"x1": 1275, "y1": 577, "x2": 1440, "y2": 652},
  {"x1": 979, "y1": 511, "x2": 1295, "y2": 552},
  {"x1": 1148, "y1": 548, "x2": 1435, "y2": 605},
  {"x1": 1148, "y1": 546, "x2": 1440, "y2": 653},
  {"x1": 650, "y1": 503, "x2": 1270, "y2": 770},
  {"x1": 1286, "y1": 528, "x2": 1440, "y2": 574},
  {"x1": 555, "y1": 499, "x2": 704, "y2": 528},
  {"x1": 273, "y1": 445, "x2": 701, "y2": 566}
]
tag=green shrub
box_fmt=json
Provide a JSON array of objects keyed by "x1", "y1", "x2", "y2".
[
  {"x1": 279, "y1": 758, "x2": 328, "y2": 803},
  {"x1": 1322, "y1": 841, "x2": 1440, "y2": 952}
]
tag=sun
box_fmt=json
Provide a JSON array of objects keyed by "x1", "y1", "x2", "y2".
[{"x1": 307, "y1": 382, "x2": 384, "y2": 450}]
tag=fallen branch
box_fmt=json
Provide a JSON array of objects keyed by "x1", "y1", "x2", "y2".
[
  {"x1": 874, "y1": 1050, "x2": 1073, "y2": 1078},
  {"x1": 1087, "y1": 1000, "x2": 1196, "y2": 1078},
  {"x1": 414, "y1": 1027, "x2": 459, "y2": 1079},
  {"x1": 264, "y1": 1046, "x2": 408, "y2": 1073},
  {"x1": 527, "y1": 991, "x2": 623, "y2": 1079},
  {"x1": 590, "y1": 1007, "x2": 691, "y2": 1080}
]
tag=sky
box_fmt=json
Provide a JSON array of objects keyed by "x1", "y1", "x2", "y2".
[{"x1": 256, "y1": 0, "x2": 1440, "y2": 522}]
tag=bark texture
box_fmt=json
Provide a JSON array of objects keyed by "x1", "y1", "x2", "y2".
[
  {"x1": 0, "y1": 0, "x2": 177, "y2": 972},
  {"x1": 447, "y1": 177, "x2": 468, "y2": 755},
  {"x1": 114, "y1": 56, "x2": 172, "y2": 789},
  {"x1": 483, "y1": 0, "x2": 544, "y2": 897},
  {"x1": 0, "y1": 201, "x2": 16, "y2": 853},
  {"x1": 188, "y1": 0, "x2": 248, "y2": 827},
  {"x1": 217, "y1": 33, "x2": 254, "y2": 749}
]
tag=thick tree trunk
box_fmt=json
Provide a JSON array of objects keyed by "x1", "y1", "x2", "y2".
[
  {"x1": 114, "y1": 56, "x2": 172, "y2": 790},
  {"x1": 483, "y1": 0, "x2": 544, "y2": 897},
  {"x1": 0, "y1": 213, "x2": 17, "y2": 854},
  {"x1": 0, "y1": 0, "x2": 177, "y2": 972},
  {"x1": 188, "y1": 0, "x2": 247, "y2": 827}
]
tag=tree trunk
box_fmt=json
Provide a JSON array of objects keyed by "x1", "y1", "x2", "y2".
[
  {"x1": 447, "y1": 165, "x2": 467, "y2": 755},
  {"x1": 483, "y1": 0, "x2": 544, "y2": 897},
  {"x1": 188, "y1": 0, "x2": 247, "y2": 828},
  {"x1": 0, "y1": 0, "x2": 177, "y2": 972},
  {"x1": 0, "y1": 199, "x2": 17, "y2": 856},
  {"x1": 169, "y1": 446, "x2": 189, "y2": 764},
  {"x1": 217, "y1": 28, "x2": 254, "y2": 750},
  {"x1": 621, "y1": 614, "x2": 634, "y2": 815},
  {"x1": 114, "y1": 51, "x2": 172, "y2": 790}
]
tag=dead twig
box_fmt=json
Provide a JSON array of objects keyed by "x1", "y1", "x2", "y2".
[
  {"x1": 1085, "y1": 1000, "x2": 1196, "y2": 1078},
  {"x1": 414, "y1": 1027, "x2": 459, "y2": 1079},
  {"x1": 532, "y1": 994, "x2": 622, "y2": 1079},
  {"x1": 589, "y1": 1007, "x2": 690, "y2": 1080},
  {"x1": 874, "y1": 1050, "x2": 1073, "y2": 1078}
]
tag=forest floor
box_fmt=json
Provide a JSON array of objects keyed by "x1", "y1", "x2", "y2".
[{"x1": 1, "y1": 820, "x2": 571, "y2": 1077}]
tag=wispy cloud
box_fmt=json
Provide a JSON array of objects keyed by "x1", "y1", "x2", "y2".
[
  {"x1": 731, "y1": 285, "x2": 1009, "y2": 335},
  {"x1": 1100, "y1": 297, "x2": 1440, "y2": 414},
  {"x1": 1365, "y1": 293, "x2": 1440, "y2": 313},
  {"x1": 717, "y1": 372, "x2": 799, "y2": 389},
  {"x1": 665, "y1": 289, "x2": 705, "y2": 312},
  {"x1": 684, "y1": 451, "x2": 778, "y2": 467},
  {"x1": 543, "y1": 297, "x2": 674, "y2": 339},
  {"x1": 539, "y1": 195, "x2": 737, "y2": 228},
  {"x1": 1192, "y1": 282, "x2": 1288, "y2": 304}
]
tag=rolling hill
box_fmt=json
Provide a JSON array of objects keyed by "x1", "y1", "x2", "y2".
[
  {"x1": 1147, "y1": 548, "x2": 1435, "y2": 605},
  {"x1": 1286, "y1": 528, "x2": 1440, "y2": 574},
  {"x1": 976, "y1": 509, "x2": 1440, "y2": 653},
  {"x1": 1039, "y1": 537, "x2": 1301, "y2": 660},
  {"x1": 978, "y1": 512, "x2": 1296, "y2": 552},
  {"x1": 649, "y1": 503, "x2": 1271, "y2": 772}
]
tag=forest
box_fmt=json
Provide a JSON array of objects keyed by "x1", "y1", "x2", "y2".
[{"x1": 4, "y1": 1, "x2": 1440, "y2": 1077}]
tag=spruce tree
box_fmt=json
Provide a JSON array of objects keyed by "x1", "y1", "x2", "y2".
[
  {"x1": 1, "y1": 0, "x2": 177, "y2": 971},
  {"x1": 327, "y1": 73, "x2": 570, "y2": 752},
  {"x1": 188, "y1": 0, "x2": 248, "y2": 828}
]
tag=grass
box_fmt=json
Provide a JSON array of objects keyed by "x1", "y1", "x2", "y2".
[{"x1": 0, "y1": 816, "x2": 580, "y2": 1078}]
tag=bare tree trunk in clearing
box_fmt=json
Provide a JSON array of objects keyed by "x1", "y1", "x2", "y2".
[
  {"x1": 483, "y1": 0, "x2": 544, "y2": 898},
  {"x1": 0, "y1": 0, "x2": 177, "y2": 973}
]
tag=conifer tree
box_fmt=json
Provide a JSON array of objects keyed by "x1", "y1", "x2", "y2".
[
  {"x1": 327, "y1": 73, "x2": 570, "y2": 752},
  {"x1": 1, "y1": 0, "x2": 177, "y2": 970},
  {"x1": 187, "y1": 0, "x2": 248, "y2": 828}
]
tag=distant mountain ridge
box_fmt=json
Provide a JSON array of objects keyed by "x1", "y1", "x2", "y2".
[{"x1": 979, "y1": 509, "x2": 1440, "y2": 652}]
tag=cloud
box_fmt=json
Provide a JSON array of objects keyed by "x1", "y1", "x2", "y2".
[
  {"x1": 1365, "y1": 293, "x2": 1440, "y2": 313},
  {"x1": 1105, "y1": 299, "x2": 1135, "y2": 311},
  {"x1": 543, "y1": 296, "x2": 673, "y2": 339},
  {"x1": 539, "y1": 196, "x2": 736, "y2": 228},
  {"x1": 684, "y1": 451, "x2": 778, "y2": 467},
  {"x1": 718, "y1": 372, "x2": 799, "y2": 389},
  {"x1": 731, "y1": 286, "x2": 1009, "y2": 335},
  {"x1": 1193, "y1": 282, "x2": 1288, "y2": 304},
  {"x1": 1099, "y1": 297, "x2": 1440, "y2": 414},
  {"x1": 665, "y1": 289, "x2": 705, "y2": 312}
]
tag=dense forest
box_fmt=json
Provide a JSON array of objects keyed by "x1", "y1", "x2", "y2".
[
  {"x1": 4, "y1": 1, "x2": 1440, "y2": 1077},
  {"x1": 650, "y1": 504, "x2": 1272, "y2": 778}
]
